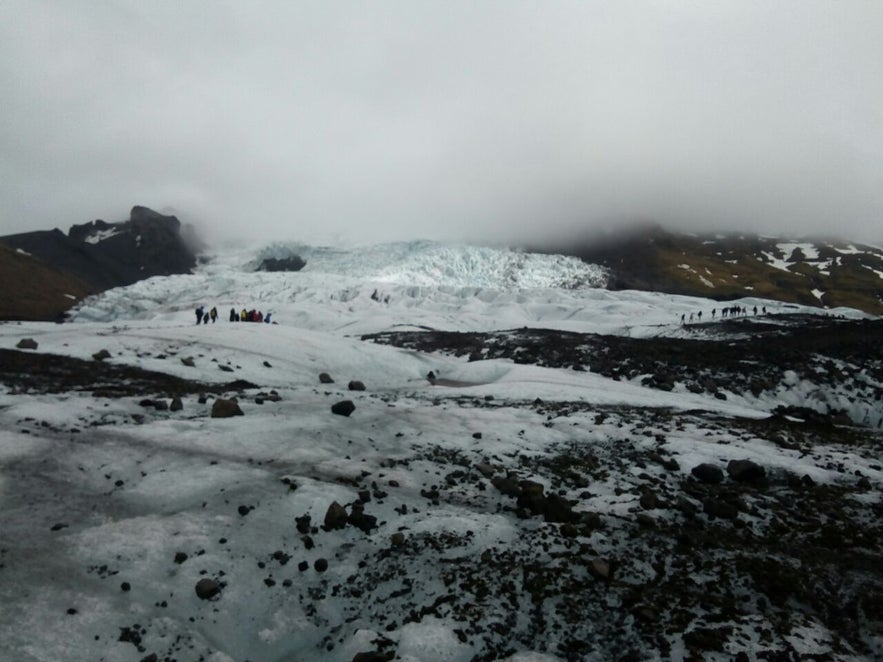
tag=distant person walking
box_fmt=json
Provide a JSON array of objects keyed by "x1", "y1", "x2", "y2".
[
  {"x1": 229, "y1": 308, "x2": 237, "y2": 322},
  {"x1": 210, "y1": 307, "x2": 218, "y2": 323},
  {"x1": 195, "y1": 306, "x2": 204, "y2": 325}
]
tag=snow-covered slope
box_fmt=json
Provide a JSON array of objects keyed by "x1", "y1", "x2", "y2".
[{"x1": 0, "y1": 240, "x2": 880, "y2": 662}]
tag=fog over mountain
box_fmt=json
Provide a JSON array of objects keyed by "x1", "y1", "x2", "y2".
[{"x1": 1, "y1": 1, "x2": 881, "y2": 245}]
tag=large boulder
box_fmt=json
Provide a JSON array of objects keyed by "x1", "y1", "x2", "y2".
[
  {"x1": 347, "y1": 503, "x2": 378, "y2": 533},
  {"x1": 324, "y1": 502, "x2": 348, "y2": 530},
  {"x1": 331, "y1": 400, "x2": 355, "y2": 417},
  {"x1": 691, "y1": 463, "x2": 724, "y2": 484},
  {"x1": 194, "y1": 578, "x2": 221, "y2": 600},
  {"x1": 92, "y1": 349, "x2": 111, "y2": 361},
  {"x1": 16, "y1": 338, "x2": 38, "y2": 350},
  {"x1": 727, "y1": 459, "x2": 766, "y2": 485},
  {"x1": 211, "y1": 398, "x2": 243, "y2": 418}
]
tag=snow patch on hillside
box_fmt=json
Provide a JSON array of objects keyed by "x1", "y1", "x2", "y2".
[{"x1": 84, "y1": 228, "x2": 122, "y2": 244}]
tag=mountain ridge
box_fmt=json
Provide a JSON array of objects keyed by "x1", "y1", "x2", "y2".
[
  {"x1": 3, "y1": 213, "x2": 883, "y2": 322},
  {"x1": 0, "y1": 206, "x2": 199, "y2": 320},
  {"x1": 531, "y1": 225, "x2": 883, "y2": 315}
]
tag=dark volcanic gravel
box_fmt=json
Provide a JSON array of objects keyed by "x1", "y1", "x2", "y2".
[
  {"x1": 0, "y1": 348, "x2": 257, "y2": 397},
  {"x1": 364, "y1": 315, "x2": 883, "y2": 417}
]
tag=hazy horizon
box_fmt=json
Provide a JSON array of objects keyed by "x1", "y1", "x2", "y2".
[{"x1": 2, "y1": 2, "x2": 881, "y2": 246}]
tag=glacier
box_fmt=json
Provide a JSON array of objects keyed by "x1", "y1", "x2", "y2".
[{"x1": 0, "y1": 240, "x2": 880, "y2": 662}]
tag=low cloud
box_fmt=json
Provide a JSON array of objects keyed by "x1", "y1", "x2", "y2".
[{"x1": 1, "y1": 1, "x2": 881, "y2": 246}]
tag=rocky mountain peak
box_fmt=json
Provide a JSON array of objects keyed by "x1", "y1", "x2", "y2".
[{"x1": 0, "y1": 206, "x2": 201, "y2": 321}]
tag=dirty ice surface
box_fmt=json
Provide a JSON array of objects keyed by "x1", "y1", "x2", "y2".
[{"x1": 0, "y1": 240, "x2": 875, "y2": 661}]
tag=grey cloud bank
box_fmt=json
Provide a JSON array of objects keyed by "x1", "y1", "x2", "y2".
[{"x1": 1, "y1": 1, "x2": 881, "y2": 246}]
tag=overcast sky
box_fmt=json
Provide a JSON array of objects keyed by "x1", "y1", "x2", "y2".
[{"x1": 1, "y1": 1, "x2": 881, "y2": 246}]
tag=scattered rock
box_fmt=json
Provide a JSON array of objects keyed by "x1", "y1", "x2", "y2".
[
  {"x1": 636, "y1": 513, "x2": 656, "y2": 528},
  {"x1": 691, "y1": 463, "x2": 724, "y2": 484},
  {"x1": 319, "y1": 372, "x2": 334, "y2": 384},
  {"x1": 491, "y1": 475, "x2": 521, "y2": 497},
  {"x1": 590, "y1": 558, "x2": 611, "y2": 580},
  {"x1": 390, "y1": 532, "x2": 405, "y2": 547},
  {"x1": 194, "y1": 578, "x2": 220, "y2": 600},
  {"x1": 16, "y1": 338, "x2": 38, "y2": 350},
  {"x1": 348, "y1": 503, "x2": 378, "y2": 533},
  {"x1": 295, "y1": 514, "x2": 312, "y2": 534},
  {"x1": 703, "y1": 498, "x2": 739, "y2": 520},
  {"x1": 170, "y1": 397, "x2": 183, "y2": 411},
  {"x1": 348, "y1": 380, "x2": 366, "y2": 391},
  {"x1": 475, "y1": 463, "x2": 496, "y2": 478},
  {"x1": 331, "y1": 400, "x2": 356, "y2": 417},
  {"x1": 314, "y1": 558, "x2": 328, "y2": 572},
  {"x1": 324, "y1": 501, "x2": 348, "y2": 530},
  {"x1": 639, "y1": 491, "x2": 659, "y2": 509},
  {"x1": 727, "y1": 459, "x2": 766, "y2": 485},
  {"x1": 180, "y1": 357, "x2": 195, "y2": 367},
  {"x1": 211, "y1": 398, "x2": 243, "y2": 418},
  {"x1": 92, "y1": 349, "x2": 112, "y2": 361},
  {"x1": 174, "y1": 552, "x2": 188, "y2": 564}
]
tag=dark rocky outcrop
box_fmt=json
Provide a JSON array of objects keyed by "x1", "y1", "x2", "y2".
[
  {"x1": 530, "y1": 225, "x2": 883, "y2": 315},
  {"x1": 0, "y1": 206, "x2": 200, "y2": 321},
  {"x1": 257, "y1": 256, "x2": 306, "y2": 272}
]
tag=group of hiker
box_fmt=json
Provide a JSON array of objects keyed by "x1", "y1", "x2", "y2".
[
  {"x1": 195, "y1": 306, "x2": 218, "y2": 324},
  {"x1": 681, "y1": 304, "x2": 768, "y2": 325},
  {"x1": 194, "y1": 306, "x2": 272, "y2": 324},
  {"x1": 230, "y1": 308, "x2": 272, "y2": 324}
]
